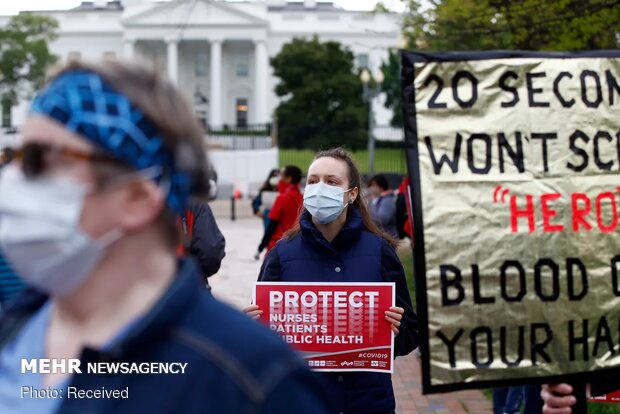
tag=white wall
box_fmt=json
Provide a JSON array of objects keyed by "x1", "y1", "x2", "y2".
[
  {"x1": 222, "y1": 41, "x2": 255, "y2": 126},
  {"x1": 178, "y1": 40, "x2": 206, "y2": 104},
  {"x1": 209, "y1": 147, "x2": 279, "y2": 197},
  {"x1": 0, "y1": 131, "x2": 21, "y2": 148},
  {"x1": 45, "y1": 9, "x2": 123, "y2": 33},
  {"x1": 51, "y1": 34, "x2": 123, "y2": 60}
]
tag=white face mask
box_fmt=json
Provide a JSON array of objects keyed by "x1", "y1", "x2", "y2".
[
  {"x1": 269, "y1": 176, "x2": 280, "y2": 187},
  {"x1": 0, "y1": 165, "x2": 122, "y2": 297},
  {"x1": 303, "y1": 181, "x2": 353, "y2": 225}
]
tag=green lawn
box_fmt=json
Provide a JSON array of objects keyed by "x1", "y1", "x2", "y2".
[
  {"x1": 397, "y1": 249, "x2": 620, "y2": 414},
  {"x1": 279, "y1": 148, "x2": 407, "y2": 174},
  {"x1": 589, "y1": 405, "x2": 620, "y2": 413}
]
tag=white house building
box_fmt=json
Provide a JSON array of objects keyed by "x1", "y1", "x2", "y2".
[{"x1": 3, "y1": 0, "x2": 402, "y2": 129}]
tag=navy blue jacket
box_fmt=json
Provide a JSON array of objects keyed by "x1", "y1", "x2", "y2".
[
  {"x1": 259, "y1": 208, "x2": 419, "y2": 414},
  {"x1": 0, "y1": 259, "x2": 331, "y2": 414}
]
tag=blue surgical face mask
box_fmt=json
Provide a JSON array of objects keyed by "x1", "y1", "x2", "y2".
[{"x1": 303, "y1": 182, "x2": 353, "y2": 224}]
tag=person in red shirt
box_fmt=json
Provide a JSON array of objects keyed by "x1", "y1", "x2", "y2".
[
  {"x1": 397, "y1": 176, "x2": 414, "y2": 239},
  {"x1": 256, "y1": 165, "x2": 303, "y2": 258}
]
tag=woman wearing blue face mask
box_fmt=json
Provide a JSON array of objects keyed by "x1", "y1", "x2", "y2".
[{"x1": 245, "y1": 148, "x2": 419, "y2": 414}]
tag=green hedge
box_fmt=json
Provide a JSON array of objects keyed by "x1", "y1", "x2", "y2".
[{"x1": 279, "y1": 148, "x2": 407, "y2": 174}]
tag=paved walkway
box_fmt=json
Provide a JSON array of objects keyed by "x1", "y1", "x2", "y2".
[{"x1": 209, "y1": 217, "x2": 493, "y2": 414}]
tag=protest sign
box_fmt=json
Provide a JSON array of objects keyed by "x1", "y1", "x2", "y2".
[
  {"x1": 402, "y1": 50, "x2": 620, "y2": 393},
  {"x1": 253, "y1": 282, "x2": 395, "y2": 373},
  {"x1": 590, "y1": 390, "x2": 620, "y2": 404}
]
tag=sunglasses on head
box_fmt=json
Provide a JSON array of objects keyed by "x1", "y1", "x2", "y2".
[{"x1": 0, "y1": 142, "x2": 122, "y2": 178}]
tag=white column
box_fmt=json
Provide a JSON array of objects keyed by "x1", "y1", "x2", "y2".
[
  {"x1": 166, "y1": 36, "x2": 179, "y2": 84},
  {"x1": 254, "y1": 39, "x2": 269, "y2": 125},
  {"x1": 123, "y1": 38, "x2": 135, "y2": 59},
  {"x1": 209, "y1": 39, "x2": 223, "y2": 127}
]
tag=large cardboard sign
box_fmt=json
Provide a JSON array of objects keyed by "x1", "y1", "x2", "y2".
[
  {"x1": 402, "y1": 51, "x2": 620, "y2": 393},
  {"x1": 253, "y1": 282, "x2": 395, "y2": 373}
]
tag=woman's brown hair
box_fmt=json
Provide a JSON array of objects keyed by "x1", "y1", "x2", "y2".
[{"x1": 284, "y1": 147, "x2": 399, "y2": 248}]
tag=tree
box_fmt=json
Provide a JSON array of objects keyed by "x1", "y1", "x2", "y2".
[
  {"x1": 0, "y1": 13, "x2": 59, "y2": 105},
  {"x1": 271, "y1": 37, "x2": 367, "y2": 150},
  {"x1": 401, "y1": 0, "x2": 620, "y2": 51},
  {"x1": 372, "y1": 2, "x2": 393, "y2": 13},
  {"x1": 380, "y1": 49, "x2": 402, "y2": 127}
]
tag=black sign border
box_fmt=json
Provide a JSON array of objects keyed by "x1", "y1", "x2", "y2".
[{"x1": 401, "y1": 49, "x2": 620, "y2": 394}]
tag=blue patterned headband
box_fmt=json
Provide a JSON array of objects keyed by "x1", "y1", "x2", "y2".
[{"x1": 30, "y1": 70, "x2": 193, "y2": 213}]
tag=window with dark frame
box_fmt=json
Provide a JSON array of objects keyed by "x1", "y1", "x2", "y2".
[{"x1": 236, "y1": 98, "x2": 248, "y2": 127}]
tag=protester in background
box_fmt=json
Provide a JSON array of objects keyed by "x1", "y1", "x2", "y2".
[
  {"x1": 246, "y1": 148, "x2": 419, "y2": 414},
  {"x1": 252, "y1": 168, "x2": 280, "y2": 229},
  {"x1": 255, "y1": 165, "x2": 303, "y2": 259},
  {"x1": 367, "y1": 174, "x2": 399, "y2": 239},
  {"x1": 0, "y1": 252, "x2": 23, "y2": 309},
  {"x1": 178, "y1": 199, "x2": 226, "y2": 284},
  {"x1": 493, "y1": 386, "x2": 543, "y2": 414},
  {"x1": 0, "y1": 59, "x2": 330, "y2": 413}
]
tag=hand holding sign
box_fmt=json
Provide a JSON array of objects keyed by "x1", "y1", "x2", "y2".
[
  {"x1": 244, "y1": 304, "x2": 262, "y2": 320},
  {"x1": 541, "y1": 383, "x2": 579, "y2": 413},
  {"x1": 385, "y1": 306, "x2": 404, "y2": 334}
]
